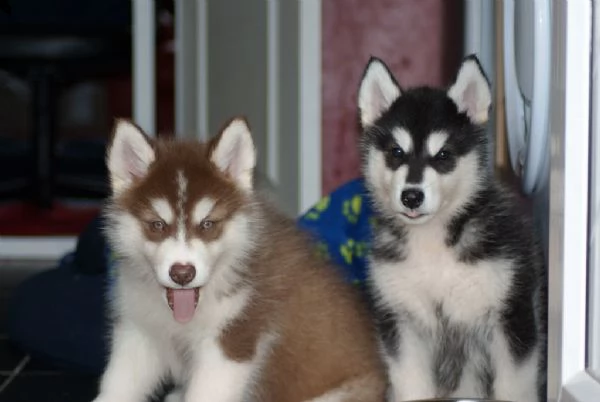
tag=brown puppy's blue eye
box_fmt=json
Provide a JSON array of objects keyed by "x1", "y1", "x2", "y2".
[
  {"x1": 150, "y1": 220, "x2": 166, "y2": 232},
  {"x1": 200, "y1": 219, "x2": 214, "y2": 230}
]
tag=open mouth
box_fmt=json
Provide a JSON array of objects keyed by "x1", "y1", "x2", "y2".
[{"x1": 166, "y1": 287, "x2": 200, "y2": 324}]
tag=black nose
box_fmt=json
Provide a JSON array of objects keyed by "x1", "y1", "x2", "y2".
[
  {"x1": 401, "y1": 189, "x2": 424, "y2": 209},
  {"x1": 169, "y1": 263, "x2": 196, "y2": 286}
]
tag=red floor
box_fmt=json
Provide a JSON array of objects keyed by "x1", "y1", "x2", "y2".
[{"x1": 0, "y1": 201, "x2": 99, "y2": 236}]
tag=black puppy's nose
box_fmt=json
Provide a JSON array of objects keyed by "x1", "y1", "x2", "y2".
[
  {"x1": 401, "y1": 189, "x2": 424, "y2": 209},
  {"x1": 169, "y1": 263, "x2": 196, "y2": 286}
]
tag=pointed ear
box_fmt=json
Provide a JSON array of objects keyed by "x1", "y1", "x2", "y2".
[
  {"x1": 358, "y1": 57, "x2": 401, "y2": 127},
  {"x1": 107, "y1": 119, "x2": 155, "y2": 195},
  {"x1": 210, "y1": 117, "x2": 256, "y2": 191},
  {"x1": 447, "y1": 55, "x2": 492, "y2": 125}
]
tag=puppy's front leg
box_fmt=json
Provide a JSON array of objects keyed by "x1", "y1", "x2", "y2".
[
  {"x1": 387, "y1": 325, "x2": 436, "y2": 402},
  {"x1": 185, "y1": 338, "x2": 254, "y2": 402},
  {"x1": 490, "y1": 329, "x2": 540, "y2": 402},
  {"x1": 92, "y1": 323, "x2": 166, "y2": 402}
]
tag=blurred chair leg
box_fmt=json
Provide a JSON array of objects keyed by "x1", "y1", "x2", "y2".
[{"x1": 30, "y1": 65, "x2": 57, "y2": 208}]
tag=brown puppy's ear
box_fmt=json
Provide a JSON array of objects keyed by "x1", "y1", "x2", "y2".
[
  {"x1": 107, "y1": 119, "x2": 155, "y2": 195},
  {"x1": 210, "y1": 117, "x2": 256, "y2": 191}
]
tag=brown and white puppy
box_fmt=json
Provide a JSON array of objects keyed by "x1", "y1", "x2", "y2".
[{"x1": 93, "y1": 118, "x2": 386, "y2": 402}]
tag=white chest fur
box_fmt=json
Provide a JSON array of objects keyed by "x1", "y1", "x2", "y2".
[{"x1": 372, "y1": 224, "x2": 514, "y2": 329}]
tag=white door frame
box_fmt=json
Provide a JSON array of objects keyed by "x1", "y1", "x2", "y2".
[{"x1": 549, "y1": 1, "x2": 600, "y2": 401}]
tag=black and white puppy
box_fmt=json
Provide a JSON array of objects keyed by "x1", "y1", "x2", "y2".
[{"x1": 358, "y1": 55, "x2": 546, "y2": 402}]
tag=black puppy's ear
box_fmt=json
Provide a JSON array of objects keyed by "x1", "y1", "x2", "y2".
[
  {"x1": 447, "y1": 54, "x2": 492, "y2": 124},
  {"x1": 358, "y1": 57, "x2": 401, "y2": 128}
]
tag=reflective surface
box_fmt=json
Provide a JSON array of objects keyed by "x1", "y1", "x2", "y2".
[{"x1": 405, "y1": 399, "x2": 512, "y2": 402}]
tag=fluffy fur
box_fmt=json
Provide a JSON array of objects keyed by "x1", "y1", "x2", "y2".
[
  {"x1": 357, "y1": 55, "x2": 547, "y2": 402},
  {"x1": 94, "y1": 118, "x2": 386, "y2": 402}
]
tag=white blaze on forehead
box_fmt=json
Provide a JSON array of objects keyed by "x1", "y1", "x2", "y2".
[
  {"x1": 392, "y1": 128, "x2": 413, "y2": 153},
  {"x1": 192, "y1": 198, "x2": 216, "y2": 225},
  {"x1": 151, "y1": 198, "x2": 174, "y2": 224},
  {"x1": 176, "y1": 170, "x2": 188, "y2": 239},
  {"x1": 426, "y1": 131, "x2": 449, "y2": 156}
]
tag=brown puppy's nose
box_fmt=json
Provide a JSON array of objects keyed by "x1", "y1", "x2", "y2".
[{"x1": 169, "y1": 263, "x2": 196, "y2": 286}]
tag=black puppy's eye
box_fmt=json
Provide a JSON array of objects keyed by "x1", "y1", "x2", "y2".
[
  {"x1": 391, "y1": 147, "x2": 405, "y2": 159},
  {"x1": 435, "y1": 149, "x2": 451, "y2": 161}
]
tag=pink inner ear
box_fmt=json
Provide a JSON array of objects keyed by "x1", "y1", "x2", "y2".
[
  {"x1": 462, "y1": 82, "x2": 478, "y2": 117},
  {"x1": 225, "y1": 142, "x2": 242, "y2": 179},
  {"x1": 373, "y1": 83, "x2": 387, "y2": 118},
  {"x1": 123, "y1": 143, "x2": 148, "y2": 179}
]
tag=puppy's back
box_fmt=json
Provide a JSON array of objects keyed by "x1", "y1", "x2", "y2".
[{"x1": 221, "y1": 204, "x2": 387, "y2": 402}]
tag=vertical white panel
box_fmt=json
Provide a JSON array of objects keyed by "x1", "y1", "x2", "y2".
[
  {"x1": 547, "y1": 1, "x2": 592, "y2": 400},
  {"x1": 558, "y1": 0, "x2": 590, "y2": 384},
  {"x1": 464, "y1": 0, "x2": 495, "y2": 170},
  {"x1": 196, "y1": 0, "x2": 209, "y2": 140},
  {"x1": 464, "y1": 0, "x2": 483, "y2": 56},
  {"x1": 299, "y1": 0, "x2": 322, "y2": 214},
  {"x1": 589, "y1": 0, "x2": 600, "y2": 377},
  {"x1": 267, "y1": 0, "x2": 280, "y2": 185},
  {"x1": 132, "y1": 0, "x2": 156, "y2": 135},
  {"x1": 464, "y1": 0, "x2": 494, "y2": 74}
]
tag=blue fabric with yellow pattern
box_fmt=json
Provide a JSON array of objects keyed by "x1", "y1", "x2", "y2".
[{"x1": 297, "y1": 178, "x2": 375, "y2": 286}]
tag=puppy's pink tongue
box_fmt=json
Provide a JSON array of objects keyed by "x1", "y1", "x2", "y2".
[{"x1": 172, "y1": 289, "x2": 196, "y2": 323}]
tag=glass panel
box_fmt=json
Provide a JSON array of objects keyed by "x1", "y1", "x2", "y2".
[{"x1": 588, "y1": 0, "x2": 600, "y2": 381}]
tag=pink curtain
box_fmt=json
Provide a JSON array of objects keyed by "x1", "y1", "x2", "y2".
[{"x1": 321, "y1": 0, "x2": 463, "y2": 194}]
